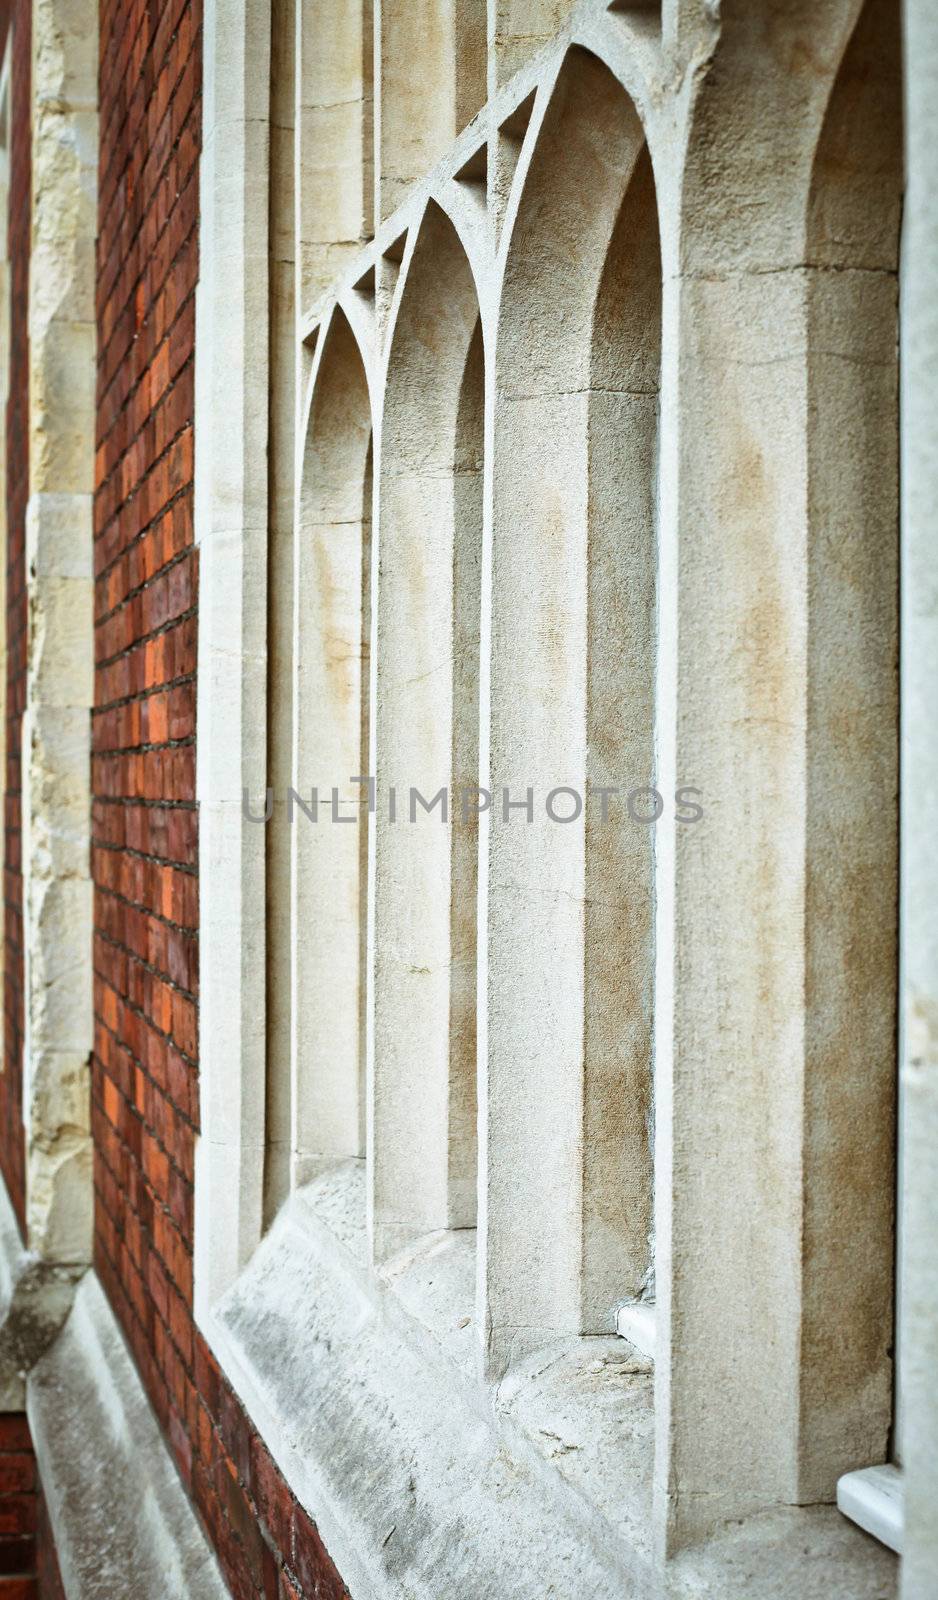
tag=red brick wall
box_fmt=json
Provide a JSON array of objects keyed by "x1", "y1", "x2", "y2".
[
  {"x1": 0, "y1": 0, "x2": 30, "y2": 1235},
  {"x1": 0, "y1": 1414, "x2": 66, "y2": 1600},
  {"x1": 0, "y1": 1414, "x2": 36, "y2": 1591},
  {"x1": 92, "y1": 4, "x2": 347, "y2": 1597},
  {"x1": 34, "y1": 1494, "x2": 65, "y2": 1600}
]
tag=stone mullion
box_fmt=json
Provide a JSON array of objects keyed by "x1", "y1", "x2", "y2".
[
  {"x1": 652, "y1": 263, "x2": 813, "y2": 1555},
  {"x1": 193, "y1": 0, "x2": 272, "y2": 1318},
  {"x1": 899, "y1": 0, "x2": 938, "y2": 1590}
]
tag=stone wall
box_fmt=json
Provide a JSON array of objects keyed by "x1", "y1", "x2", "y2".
[
  {"x1": 0, "y1": 1411, "x2": 65, "y2": 1599},
  {"x1": 0, "y1": 1, "x2": 932, "y2": 1597},
  {"x1": 0, "y1": 0, "x2": 30, "y2": 1234}
]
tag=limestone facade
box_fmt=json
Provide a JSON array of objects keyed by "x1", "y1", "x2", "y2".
[
  {"x1": 0, "y1": 0, "x2": 935, "y2": 1596},
  {"x1": 194, "y1": 0, "x2": 936, "y2": 1594}
]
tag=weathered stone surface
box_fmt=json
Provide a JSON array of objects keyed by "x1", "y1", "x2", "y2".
[
  {"x1": 193, "y1": 0, "x2": 923, "y2": 1593},
  {"x1": 0, "y1": 1175, "x2": 81, "y2": 1412},
  {"x1": 28, "y1": 1275, "x2": 229, "y2": 1600},
  {"x1": 23, "y1": 0, "x2": 97, "y2": 1269},
  {"x1": 206, "y1": 1170, "x2": 898, "y2": 1600}
]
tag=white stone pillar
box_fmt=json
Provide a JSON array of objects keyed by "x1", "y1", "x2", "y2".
[
  {"x1": 23, "y1": 0, "x2": 99, "y2": 1264},
  {"x1": 899, "y1": 1, "x2": 938, "y2": 1591},
  {"x1": 654, "y1": 0, "x2": 902, "y2": 1552},
  {"x1": 193, "y1": 0, "x2": 272, "y2": 1317}
]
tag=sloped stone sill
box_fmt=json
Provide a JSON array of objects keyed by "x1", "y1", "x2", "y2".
[
  {"x1": 204, "y1": 1163, "x2": 898, "y2": 1600},
  {"x1": 26, "y1": 1274, "x2": 228, "y2": 1600}
]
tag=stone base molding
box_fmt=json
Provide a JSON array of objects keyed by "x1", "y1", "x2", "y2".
[
  {"x1": 0, "y1": 1177, "x2": 226, "y2": 1598},
  {"x1": 27, "y1": 1273, "x2": 228, "y2": 1600},
  {"x1": 206, "y1": 1164, "x2": 899, "y2": 1600}
]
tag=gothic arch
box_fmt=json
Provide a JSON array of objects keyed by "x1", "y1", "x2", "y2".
[
  {"x1": 290, "y1": 307, "x2": 374, "y2": 1185},
  {"x1": 372, "y1": 201, "x2": 485, "y2": 1259},
  {"x1": 485, "y1": 46, "x2": 661, "y2": 1364}
]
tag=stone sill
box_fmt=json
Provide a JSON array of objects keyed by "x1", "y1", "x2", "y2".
[
  {"x1": 27, "y1": 1273, "x2": 228, "y2": 1600},
  {"x1": 204, "y1": 1161, "x2": 899, "y2": 1600},
  {"x1": 837, "y1": 1464, "x2": 904, "y2": 1554}
]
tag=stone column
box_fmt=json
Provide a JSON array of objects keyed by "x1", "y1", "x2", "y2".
[
  {"x1": 24, "y1": 0, "x2": 99, "y2": 1265},
  {"x1": 899, "y1": 1, "x2": 938, "y2": 1591},
  {"x1": 193, "y1": 0, "x2": 272, "y2": 1316},
  {"x1": 654, "y1": 0, "x2": 901, "y2": 1553}
]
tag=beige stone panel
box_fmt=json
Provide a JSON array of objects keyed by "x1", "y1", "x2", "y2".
[
  {"x1": 26, "y1": 1048, "x2": 93, "y2": 1263},
  {"x1": 298, "y1": 0, "x2": 373, "y2": 305},
  {"x1": 32, "y1": 0, "x2": 97, "y2": 107},
  {"x1": 489, "y1": 0, "x2": 572, "y2": 89},
  {"x1": 26, "y1": 1131, "x2": 93, "y2": 1266},
  {"x1": 29, "y1": 321, "x2": 96, "y2": 496},
  {"x1": 23, "y1": 707, "x2": 91, "y2": 883},
  {"x1": 378, "y1": 0, "x2": 486, "y2": 220},
  {"x1": 30, "y1": 126, "x2": 96, "y2": 327},
  {"x1": 26, "y1": 492, "x2": 93, "y2": 581},
  {"x1": 27, "y1": 576, "x2": 93, "y2": 714},
  {"x1": 25, "y1": 877, "x2": 93, "y2": 1058}
]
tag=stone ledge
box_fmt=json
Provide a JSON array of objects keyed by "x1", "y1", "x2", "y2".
[
  {"x1": 27, "y1": 1273, "x2": 228, "y2": 1600},
  {"x1": 205, "y1": 1166, "x2": 898, "y2": 1600}
]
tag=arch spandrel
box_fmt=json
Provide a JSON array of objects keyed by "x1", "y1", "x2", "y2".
[{"x1": 678, "y1": 0, "x2": 873, "y2": 274}]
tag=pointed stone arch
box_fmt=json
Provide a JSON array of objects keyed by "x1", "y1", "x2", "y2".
[
  {"x1": 484, "y1": 46, "x2": 661, "y2": 1368},
  {"x1": 291, "y1": 308, "x2": 374, "y2": 1186},
  {"x1": 372, "y1": 200, "x2": 485, "y2": 1260}
]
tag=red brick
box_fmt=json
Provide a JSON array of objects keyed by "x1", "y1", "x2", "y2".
[
  {"x1": 0, "y1": 1455, "x2": 35, "y2": 1495},
  {"x1": 0, "y1": 1421, "x2": 31, "y2": 1453}
]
